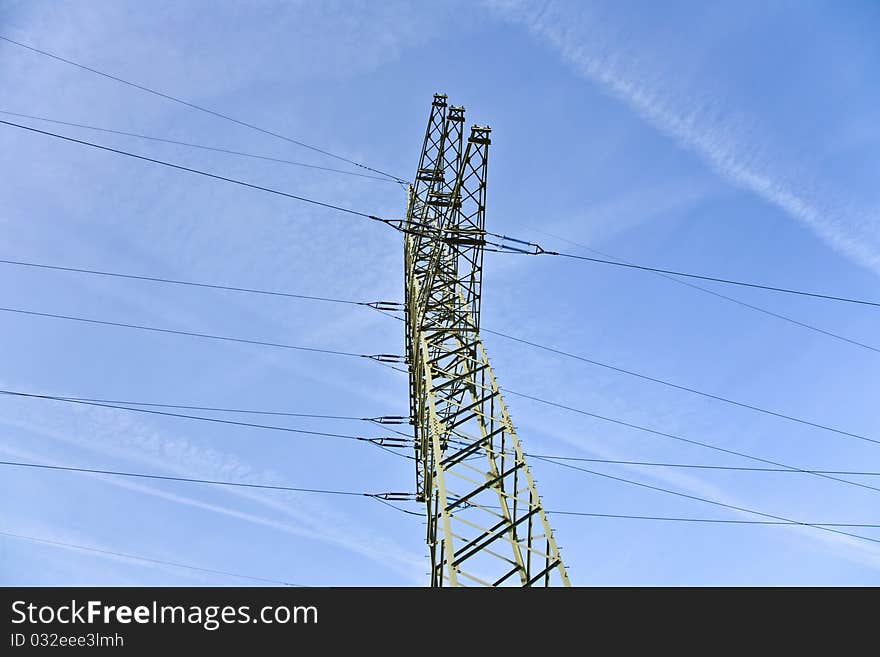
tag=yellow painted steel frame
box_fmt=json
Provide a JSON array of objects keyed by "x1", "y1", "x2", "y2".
[{"x1": 405, "y1": 95, "x2": 569, "y2": 587}]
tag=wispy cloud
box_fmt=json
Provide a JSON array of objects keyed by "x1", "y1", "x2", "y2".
[
  {"x1": 487, "y1": 0, "x2": 880, "y2": 275},
  {"x1": 517, "y1": 412, "x2": 880, "y2": 577},
  {"x1": 0, "y1": 0, "x2": 438, "y2": 586},
  {"x1": 0, "y1": 394, "x2": 424, "y2": 584},
  {"x1": 511, "y1": 424, "x2": 880, "y2": 583}
]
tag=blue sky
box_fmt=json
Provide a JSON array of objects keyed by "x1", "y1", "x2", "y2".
[{"x1": 0, "y1": 0, "x2": 878, "y2": 585}]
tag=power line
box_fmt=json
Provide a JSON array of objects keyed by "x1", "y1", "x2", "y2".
[
  {"x1": 505, "y1": 389, "x2": 880, "y2": 496},
  {"x1": 530, "y1": 229, "x2": 880, "y2": 353},
  {"x1": 0, "y1": 305, "x2": 403, "y2": 363},
  {"x1": 533, "y1": 455, "x2": 880, "y2": 478},
  {"x1": 490, "y1": 235, "x2": 880, "y2": 308},
  {"x1": 18, "y1": 281, "x2": 863, "y2": 488},
  {"x1": 373, "y1": 496, "x2": 425, "y2": 517},
  {"x1": 360, "y1": 315, "x2": 880, "y2": 495},
  {"x1": 22, "y1": 393, "x2": 405, "y2": 424},
  {"x1": 0, "y1": 110, "x2": 397, "y2": 182},
  {"x1": 414, "y1": 498, "x2": 880, "y2": 528},
  {"x1": 7, "y1": 256, "x2": 869, "y2": 467},
  {"x1": 8, "y1": 104, "x2": 870, "y2": 316},
  {"x1": 7, "y1": 457, "x2": 878, "y2": 543},
  {"x1": 0, "y1": 256, "x2": 402, "y2": 312},
  {"x1": 529, "y1": 455, "x2": 880, "y2": 546},
  {"x1": 486, "y1": 329, "x2": 877, "y2": 446},
  {"x1": 551, "y1": 250, "x2": 880, "y2": 308},
  {"x1": 5, "y1": 117, "x2": 872, "y2": 317},
  {"x1": 0, "y1": 151, "x2": 864, "y2": 444},
  {"x1": 11, "y1": 110, "x2": 872, "y2": 326},
  {"x1": 53, "y1": 393, "x2": 411, "y2": 439},
  {"x1": 0, "y1": 119, "x2": 394, "y2": 225},
  {"x1": 447, "y1": 426, "x2": 880, "y2": 496},
  {"x1": 1, "y1": 387, "x2": 412, "y2": 437},
  {"x1": 0, "y1": 389, "x2": 408, "y2": 449},
  {"x1": 380, "y1": 309, "x2": 874, "y2": 449},
  {"x1": 12, "y1": 254, "x2": 878, "y2": 442},
  {"x1": 8, "y1": 382, "x2": 876, "y2": 495},
  {"x1": 547, "y1": 510, "x2": 880, "y2": 528},
  {"x1": 10, "y1": 98, "x2": 868, "y2": 317},
  {"x1": 0, "y1": 35, "x2": 406, "y2": 183},
  {"x1": 5, "y1": 256, "x2": 869, "y2": 446},
  {"x1": 0, "y1": 458, "x2": 380, "y2": 497},
  {"x1": 0, "y1": 530, "x2": 304, "y2": 586}
]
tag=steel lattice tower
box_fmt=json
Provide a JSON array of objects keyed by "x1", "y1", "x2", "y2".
[{"x1": 404, "y1": 94, "x2": 570, "y2": 587}]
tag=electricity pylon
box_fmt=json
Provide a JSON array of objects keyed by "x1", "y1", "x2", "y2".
[{"x1": 404, "y1": 94, "x2": 570, "y2": 587}]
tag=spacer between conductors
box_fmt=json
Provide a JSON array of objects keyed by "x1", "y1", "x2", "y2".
[
  {"x1": 366, "y1": 436, "x2": 410, "y2": 448},
  {"x1": 365, "y1": 353, "x2": 405, "y2": 363},
  {"x1": 364, "y1": 300, "x2": 404, "y2": 311},
  {"x1": 370, "y1": 492, "x2": 416, "y2": 501},
  {"x1": 364, "y1": 415, "x2": 409, "y2": 424}
]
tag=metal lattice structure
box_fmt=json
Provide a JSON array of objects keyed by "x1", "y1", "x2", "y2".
[{"x1": 404, "y1": 94, "x2": 570, "y2": 587}]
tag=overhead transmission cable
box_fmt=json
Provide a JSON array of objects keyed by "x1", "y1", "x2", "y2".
[
  {"x1": 6, "y1": 297, "x2": 871, "y2": 450},
  {"x1": 4, "y1": 116, "x2": 876, "y2": 309},
  {"x1": 388, "y1": 503, "x2": 880, "y2": 528},
  {"x1": 486, "y1": 329, "x2": 877, "y2": 447},
  {"x1": 0, "y1": 110, "x2": 397, "y2": 182},
  {"x1": 0, "y1": 257, "x2": 402, "y2": 313},
  {"x1": 2, "y1": 256, "x2": 868, "y2": 445},
  {"x1": 5, "y1": 383, "x2": 877, "y2": 497},
  {"x1": 552, "y1": 250, "x2": 880, "y2": 308},
  {"x1": 0, "y1": 35, "x2": 406, "y2": 183},
  {"x1": 6, "y1": 103, "x2": 874, "y2": 318},
  {"x1": 526, "y1": 229, "x2": 879, "y2": 353},
  {"x1": 376, "y1": 309, "x2": 877, "y2": 449},
  {"x1": 532, "y1": 455, "x2": 880, "y2": 477},
  {"x1": 529, "y1": 455, "x2": 880, "y2": 546},
  {"x1": 4, "y1": 459, "x2": 877, "y2": 533},
  {"x1": 504, "y1": 388, "x2": 880, "y2": 495},
  {"x1": 0, "y1": 119, "x2": 396, "y2": 225},
  {"x1": 0, "y1": 389, "x2": 409, "y2": 449},
  {"x1": 5, "y1": 294, "x2": 867, "y2": 453},
  {"x1": 13, "y1": 392, "x2": 407, "y2": 425},
  {"x1": 381, "y1": 355, "x2": 880, "y2": 496},
  {"x1": 3, "y1": 255, "x2": 869, "y2": 445},
  {"x1": 22, "y1": 38, "x2": 868, "y2": 310},
  {"x1": 6, "y1": 105, "x2": 876, "y2": 325},
  {"x1": 0, "y1": 125, "x2": 871, "y2": 445},
  {"x1": 3, "y1": 272, "x2": 869, "y2": 452},
  {"x1": 488, "y1": 235, "x2": 880, "y2": 309},
  {"x1": 440, "y1": 423, "x2": 880, "y2": 497},
  {"x1": 0, "y1": 458, "x2": 409, "y2": 500},
  {"x1": 0, "y1": 530, "x2": 303, "y2": 586},
  {"x1": 0, "y1": 386, "x2": 411, "y2": 437},
  {"x1": 547, "y1": 511, "x2": 880, "y2": 528},
  {"x1": 0, "y1": 305, "x2": 403, "y2": 364}
]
